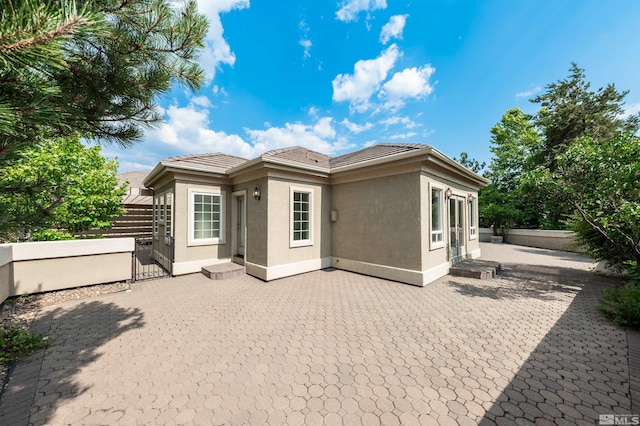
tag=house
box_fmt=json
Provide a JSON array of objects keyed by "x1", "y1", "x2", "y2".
[
  {"x1": 143, "y1": 143, "x2": 488, "y2": 286},
  {"x1": 77, "y1": 171, "x2": 153, "y2": 238}
]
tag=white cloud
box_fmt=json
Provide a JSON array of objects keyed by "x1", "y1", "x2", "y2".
[
  {"x1": 336, "y1": 0, "x2": 387, "y2": 22},
  {"x1": 380, "y1": 115, "x2": 418, "y2": 128},
  {"x1": 341, "y1": 118, "x2": 373, "y2": 133},
  {"x1": 191, "y1": 95, "x2": 213, "y2": 108},
  {"x1": 195, "y1": 0, "x2": 249, "y2": 81},
  {"x1": 622, "y1": 102, "x2": 640, "y2": 119},
  {"x1": 379, "y1": 65, "x2": 435, "y2": 110},
  {"x1": 332, "y1": 44, "x2": 400, "y2": 112},
  {"x1": 389, "y1": 132, "x2": 417, "y2": 140},
  {"x1": 379, "y1": 14, "x2": 408, "y2": 44},
  {"x1": 313, "y1": 117, "x2": 337, "y2": 138},
  {"x1": 515, "y1": 86, "x2": 541, "y2": 98},
  {"x1": 300, "y1": 39, "x2": 312, "y2": 59},
  {"x1": 247, "y1": 116, "x2": 352, "y2": 154},
  {"x1": 119, "y1": 161, "x2": 155, "y2": 172},
  {"x1": 146, "y1": 99, "x2": 352, "y2": 160}
]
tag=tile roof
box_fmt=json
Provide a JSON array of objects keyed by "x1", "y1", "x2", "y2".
[
  {"x1": 118, "y1": 171, "x2": 149, "y2": 188},
  {"x1": 162, "y1": 153, "x2": 248, "y2": 174},
  {"x1": 262, "y1": 146, "x2": 331, "y2": 169},
  {"x1": 330, "y1": 143, "x2": 431, "y2": 168},
  {"x1": 118, "y1": 171, "x2": 153, "y2": 205}
]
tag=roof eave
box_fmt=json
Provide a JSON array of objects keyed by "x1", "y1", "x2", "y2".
[
  {"x1": 330, "y1": 146, "x2": 434, "y2": 173},
  {"x1": 428, "y1": 148, "x2": 490, "y2": 186}
]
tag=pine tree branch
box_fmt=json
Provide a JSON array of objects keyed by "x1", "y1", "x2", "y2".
[{"x1": 0, "y1": 15, "x2": 87, "y2": 53}]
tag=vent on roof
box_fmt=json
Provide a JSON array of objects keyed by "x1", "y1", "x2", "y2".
[{"x1": 306, "y1": 151, "x2": 323, "y2": 163}]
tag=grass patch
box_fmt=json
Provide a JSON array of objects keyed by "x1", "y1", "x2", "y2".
[
  {"x1": 0, "y1": 326, "x2": 49, "y2": 365},
  {"x1": 600, "y1": 281, "x2": 640, "y2": 329}
]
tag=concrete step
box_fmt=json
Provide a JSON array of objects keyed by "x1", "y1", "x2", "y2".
[
  {"x1": 449, "y1": 260, "x2": 502, "y2": 280},
  {"x1": 201, "y1": 262, "x2": 245, "y2": 280}
]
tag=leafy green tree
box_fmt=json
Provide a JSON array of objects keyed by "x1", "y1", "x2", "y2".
[
  {"x1": 0, "y1": 136, "x2": 127, "y2": 241},
  {"x1": 478, "y1": 184, "x2": 522, "y2": 239},
  {"x1": 480, "y1": 108, "x2": 544, "y2": 233},
  {"x1": 0, "y1": 0, "x2": 208, "y2": 159},
  {"x1": 528, "y1": 132, "x2": 640, "y2": 270}
]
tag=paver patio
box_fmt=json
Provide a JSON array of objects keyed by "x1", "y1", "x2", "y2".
[{"x1": 0, "y1": 243, "x2": 638, "y2": 425}]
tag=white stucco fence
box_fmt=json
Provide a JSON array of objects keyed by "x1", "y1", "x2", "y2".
[
  {"x1": 479, "y1": 228, "x2": 579, "y2": 252},
  {"x1": 0, "y1": 238, "x2": 134, "y2": 304}
]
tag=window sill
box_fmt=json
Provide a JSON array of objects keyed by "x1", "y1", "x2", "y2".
[
  {"x1": 188, "y1": 239, "x2": 225, "y2": 247},
  {"x1": 290, "y1": 240, "x2": 313, "y2": 248}
]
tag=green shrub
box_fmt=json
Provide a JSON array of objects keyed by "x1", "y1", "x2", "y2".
[
  {"x1": 31, "y1": 229, "x2": 75, "y2": 241},
  {"x1": 0, "y1": 326, "x2": 49, "y2": 365},
  {"x1": 600, "y1": 281, "x2": 640, "y2": 328}
]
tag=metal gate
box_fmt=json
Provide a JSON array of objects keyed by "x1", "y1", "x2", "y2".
[{"x1": 133, "y1": 235, "x2": 174, "y2": 281}]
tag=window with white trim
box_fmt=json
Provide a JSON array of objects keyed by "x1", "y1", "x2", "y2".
[
  {"x1": 431, "y1": 187, "x2": 444, "y2": 247},
  {"x1": 153, "y1": 195, "x2": 160, "y2": 237},
  {"x1": 165, "y1": 192, "x2": 173, "y2": 237},
  {"x1": 290, "y1": 188, "x2": 312, "y2": 247},
  {"x1": 189, "y1": 190, "x2": 225, "y2": 245},
  {"x1": 470, "y1": 197, "x2": 477, "y2": 238}
]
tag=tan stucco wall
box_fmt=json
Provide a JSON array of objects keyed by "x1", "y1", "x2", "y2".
[
  {"x1": 331, "y1": 172, "x2": 422, "y2": 271},
  {"x1": 11, "y1": 252, "x2": 131, "y2": 295},
  {"x1": 173, "y1": 180, "x2": 232, "y2": 265},
  {"x1": 266, "y1": 179, "x2": 331, "y2": 267}
]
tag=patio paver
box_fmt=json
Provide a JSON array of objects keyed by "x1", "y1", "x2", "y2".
[{"x1": 0, "y1": 243, "x2": 637, "y2": 425}]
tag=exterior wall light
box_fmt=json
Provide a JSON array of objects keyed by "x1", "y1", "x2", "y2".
[
  {"x1": 253, "y1": 187, "x2": 261, "y2": 200},
  {"x1": 468, "y1": 193, "x2": 475, "y2": 203},
  {"x1": 445, "y1": 188, "x2": 453, "y2": 198}
]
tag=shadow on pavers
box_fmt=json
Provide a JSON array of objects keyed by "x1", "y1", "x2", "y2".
[
  {"x1": 473, "y1": 265, "x2": 632, "y2": 425},
  {"x1": 0, "y1": 301, "x2": 144, "y2": 425},
  {"x1": 447, "y1": 264, "x2": 618, "y2": 302}
]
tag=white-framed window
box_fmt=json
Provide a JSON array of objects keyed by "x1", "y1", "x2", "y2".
[
  {"x1": 290, "y1": 187, "x2": 313, "y2": 247},
  {"x1": 431, "y1": 186, "x2": 444, "y2": 248},
  {"x1": 469, "y1": 197, "x2": 477, "y2": 239},
  {"x1": 188, "y1": 189, "x2": 225, "y2": 246},
  {"x1": 165, "y1": 192, "x2": 173, "y2": 238}
]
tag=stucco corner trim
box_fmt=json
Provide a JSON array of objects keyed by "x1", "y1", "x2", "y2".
[
  {"x1": 469, "y1": 248, "x2": 481, "y2": 259},
  {"x1": 172, "y1": 257, "x2": 231, "y2": 276},
  {"x1": 332, "y1": 257, "x2": 426, "y2": 287},
  {"x1": 246, "y1": 257, "x2": 330, "y2": 281},
  {"x1": 421, "y1": 262, "x2": 451, "y2": 286}
]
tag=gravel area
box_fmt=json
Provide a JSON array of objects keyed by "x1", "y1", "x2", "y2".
[{"x1": 0, "y1": 282, "x2": 130, "y2": 388}]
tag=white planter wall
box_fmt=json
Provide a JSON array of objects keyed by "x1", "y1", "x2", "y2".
[{"x1": 0, "y1": 238, "x2": 134, "y2": 304}]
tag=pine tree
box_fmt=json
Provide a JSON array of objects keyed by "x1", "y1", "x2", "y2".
[
  {"x1": 0, "y1": 0, "x2": 208, "y2": 159},
  {"x1": 530, "y1": 62, "x2": 639, "y2": 169}
]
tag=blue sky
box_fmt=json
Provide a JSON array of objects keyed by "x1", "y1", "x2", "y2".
[{"x1": 104, "y1": 0, "x2": 640, "y2": 172}]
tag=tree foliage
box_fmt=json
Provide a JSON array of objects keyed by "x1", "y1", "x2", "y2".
[
  {"x1": 478, "y1": 108, "x2": 543, "y2": 234},
  {"x1": 0, "y1": 0, "x2": 208, "y2": 159},
  {"x1": 528, "y1": 133, "x2": 640, "y2": 269},
  {"x1": 531, "y1": 63, "x2": 639, "y2": 169},
  {"x1": 453, "y1": 152, "x2": 486, "y2": 174},
  {"x1": 483, "y1": 64, "x2": 640, "y2": 237},
  {"x1": 0, "y1": 137, "x2": 127, "y2": 242}
]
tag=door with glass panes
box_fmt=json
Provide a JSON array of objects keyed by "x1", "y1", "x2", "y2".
[{"x1": 448, "y1": 197, "x2": 465, "y2": 263}]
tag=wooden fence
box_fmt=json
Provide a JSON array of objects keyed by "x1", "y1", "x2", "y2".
[{"x1": 77, "y1": 204, "x2": 153, "y2": 239}]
